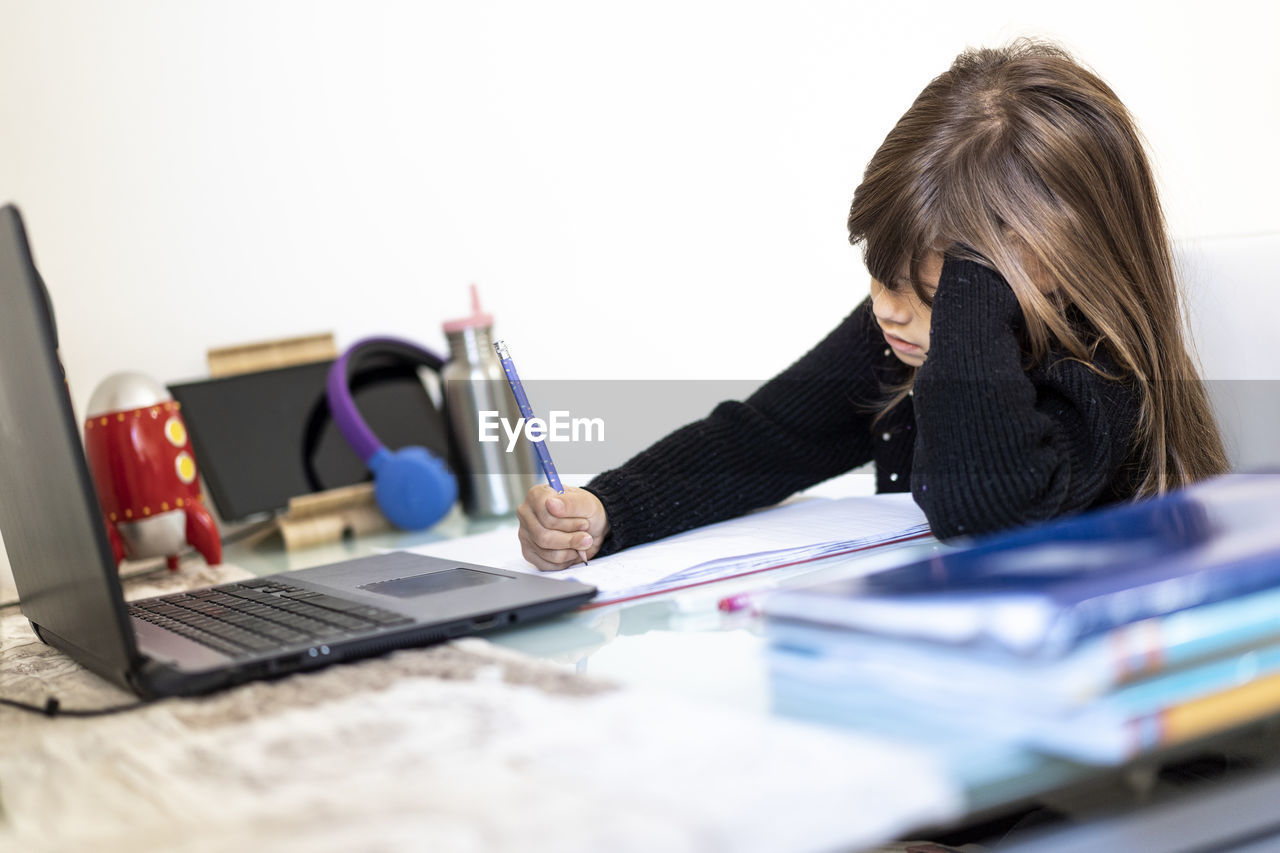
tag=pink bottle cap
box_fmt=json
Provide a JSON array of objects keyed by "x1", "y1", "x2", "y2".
[{"x1": 442, "y1": 283, "x2": 495, "y2": 333}]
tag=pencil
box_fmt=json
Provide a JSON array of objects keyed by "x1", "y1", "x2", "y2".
[{"x1": 493, "y1": 339, "x2": 588, "y2": 566}]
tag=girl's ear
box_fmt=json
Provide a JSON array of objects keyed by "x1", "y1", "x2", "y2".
[
  {"x1": 1025, "y1": 252, "x2": 1058, "y2": 295},
  {"x1": 1004, "y1": 233, "x2": 1059, "y2": 295}
]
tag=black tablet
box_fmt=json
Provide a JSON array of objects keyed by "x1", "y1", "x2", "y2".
[{"x1": 169, "y1": 359, "x2": 449, "y2": 522}]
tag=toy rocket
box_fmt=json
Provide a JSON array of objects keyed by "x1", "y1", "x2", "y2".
[{"x1": 83, "y1": 372, "x2": 221, "y2": 570}]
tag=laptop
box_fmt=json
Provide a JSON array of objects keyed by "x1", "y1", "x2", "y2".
[{"x1": 0, "y1": 204, "x2": 596, "y2": 699}]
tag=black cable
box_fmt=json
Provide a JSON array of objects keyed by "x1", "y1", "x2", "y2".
[{"x1": 0, "y1": 695, "x2": 156, "y2": 717}]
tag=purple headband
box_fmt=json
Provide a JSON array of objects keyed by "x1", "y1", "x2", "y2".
[{"x1": 326, "y1": 336, "x2": 447, "y2": 463}]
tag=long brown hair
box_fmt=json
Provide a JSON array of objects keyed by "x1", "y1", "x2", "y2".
[{"x1": 847, "y1": 39, "x2": 1228, "y2": 495}]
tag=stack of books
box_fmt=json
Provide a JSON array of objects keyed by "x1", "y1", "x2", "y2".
[{"x1": 763, "y1": 472, "x2": 1280, "y2": 765}]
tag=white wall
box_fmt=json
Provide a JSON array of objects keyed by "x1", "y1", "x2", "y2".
[
  {"x1": 2, "y1": 0, "x2": 1278, "y2": 421},
  {"x1": 2, "y1": 1, "x2": 1278, "y2": 595}
]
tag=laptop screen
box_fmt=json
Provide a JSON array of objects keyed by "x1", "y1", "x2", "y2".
[{"x1": 0, "y1": 205, "x2": 138, "y2": 682}]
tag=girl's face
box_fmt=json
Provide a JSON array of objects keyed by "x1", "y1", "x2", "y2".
[{"x1": 869, "y1": 252, "x2": 943, "y2": 367}]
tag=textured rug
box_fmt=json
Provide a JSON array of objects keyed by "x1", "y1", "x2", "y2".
[{"x1": 0, "y1": 564, "x2": 960, "y2": 853}]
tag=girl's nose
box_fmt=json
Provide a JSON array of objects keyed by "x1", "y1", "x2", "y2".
[{"x1": 872, "y1": 286, "x2": 912, "y2": 326}]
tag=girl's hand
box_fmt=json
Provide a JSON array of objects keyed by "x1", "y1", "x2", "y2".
[{"x1": 516, "y1": 485, "x2": 609, "y2": 571}]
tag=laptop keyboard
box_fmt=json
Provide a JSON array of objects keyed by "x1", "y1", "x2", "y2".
[{"x1": 129, "y1": 578, "x2": 414, "y2": 659}]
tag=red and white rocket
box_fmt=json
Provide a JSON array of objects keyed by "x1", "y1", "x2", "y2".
[{"x1": 83, "y1": 373, "x2": 221, "y2": 570}]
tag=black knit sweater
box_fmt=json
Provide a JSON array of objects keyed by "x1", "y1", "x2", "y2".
[{"x1": 585, "y1": 258, "x2": 1142, "y2": 554}]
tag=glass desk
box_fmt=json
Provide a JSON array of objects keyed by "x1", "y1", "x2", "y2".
[
  {"x1": 223, "y1": 505, "x2": 1280, "y2": 851},
  {"x1": 223, "y1": 505, "x2": 931, "y2": 716}
]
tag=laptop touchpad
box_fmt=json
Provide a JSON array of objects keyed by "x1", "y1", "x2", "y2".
[{"x1": 359, "y1": 568, "x2": 508, "y2": 599}]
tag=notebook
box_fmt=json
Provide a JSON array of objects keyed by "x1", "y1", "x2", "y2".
[
  {"x1": 412, "y1": 492, "x2": 932, "y2": 605},
  {"x1": 766, "y1": 580, "x2": 1280, "y2": 710},
  {"x1": 0, "y1": 203, "x2": 595, "y2": 699}
]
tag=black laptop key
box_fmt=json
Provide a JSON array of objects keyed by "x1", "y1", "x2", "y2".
[
  {"x1": 273, "y1": 599, "x2": 353, "y2": 623},
  {"x1": 310, "y1": 613, "x2": 368, "y2": 631},
  {"x1": 201, "y1": 624, "x2": 277, "y2": 651},
  {"x1": 137, "y1": 612, "x2": 247, "y2": 658},
  {"x1": 221, "y1": 588, "x2": 277, "y2": 603},
  {"x1": 268, "y1": 592, "x2": 408, "y2": 625},
  {"x1": 291, "y1": 593, "x2": 376, "y2": 614},
  {"x1": 362, "y1": 610, "x2": 416, "y2": 626},
  {"x1": 251, "y1": 623, "x2": 312, "y2": 644}
]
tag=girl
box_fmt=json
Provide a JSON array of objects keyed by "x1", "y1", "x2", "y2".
[{"x1": 517, "y1": 39, "x2": 1229, "y2": 571}]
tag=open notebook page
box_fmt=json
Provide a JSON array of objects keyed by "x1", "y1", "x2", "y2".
[{"x1": 402, "y1": 493, "x2": 930, "y2": 604}]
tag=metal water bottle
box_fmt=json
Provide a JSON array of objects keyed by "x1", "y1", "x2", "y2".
[{"x1": 441, "y1": 285, "x2": 540, "y2": 517}]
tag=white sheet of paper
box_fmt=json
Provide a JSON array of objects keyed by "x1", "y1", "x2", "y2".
[{"x1": 405, "y1": 493, "x2": 929, "y2": 603}]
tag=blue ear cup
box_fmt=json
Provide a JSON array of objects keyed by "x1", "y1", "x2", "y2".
[
  {"x1": 327, "y1": 337, "x2": 458, "y2": 530},
  {"x1": 367, "y1": 446, "x2": 458, "y2": 530}
]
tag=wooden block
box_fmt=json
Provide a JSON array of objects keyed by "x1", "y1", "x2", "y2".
[
  {"x1": 206, "y1": 333, "x2": 338, "y2": 378},
  {"x1": 277, "y1": 482, "x2": 390, "y2": 551}
]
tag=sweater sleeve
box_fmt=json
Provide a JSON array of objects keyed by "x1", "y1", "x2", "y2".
[
  {"x1": 910, "y1": 257, "x2": 1139, "y2": 539},
  {"x1": 584, "y1": 298, "x2": 890, "y2": 555}
]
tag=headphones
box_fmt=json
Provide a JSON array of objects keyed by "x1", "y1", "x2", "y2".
[{"x1": 326, "y1": 337, "x2": 458, "y2": 530}]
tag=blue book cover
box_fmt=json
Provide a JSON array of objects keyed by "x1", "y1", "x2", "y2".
[
  {"x1": 768, "y1": 637, "x2": 1280, "y2": 765},
  {"x1": 765, "y1": 472, "x2": 1280, "y2": 657},
  {"x1": 765, "y1": 580, "x2": 1280, "y2": 709}
]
